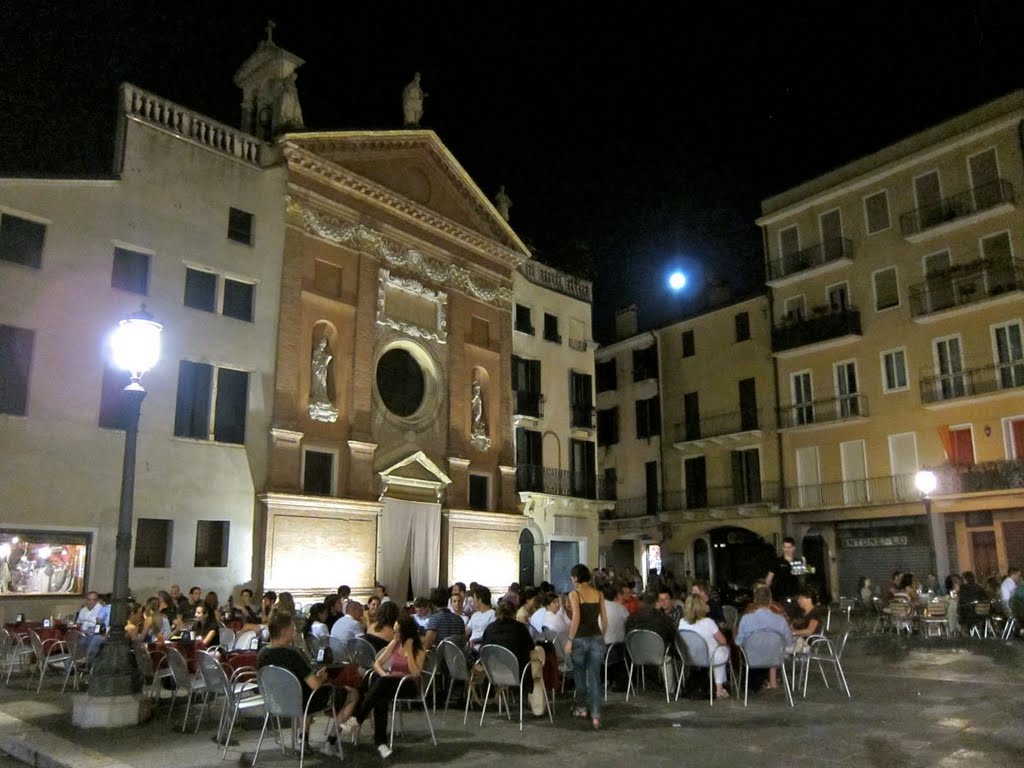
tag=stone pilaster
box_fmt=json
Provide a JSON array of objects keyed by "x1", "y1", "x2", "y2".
[
  {"x1": 347, "y1": 440, "x2": 378, "y2": 499},
  {"x1": 447, "y1": 457, "x2": 471, "y2": 508}
]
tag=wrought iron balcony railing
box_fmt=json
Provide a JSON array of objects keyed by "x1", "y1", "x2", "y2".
[
  {"x1": 771, "y1": 307, "x2": 861, "y2": 353},
  {"x1": 934, "y1": 459, "x2": 1024, "y2": 494},
  {"x1": 570, "y1": 404, "x2": 596, "y2": 430},
  {"x1": 783, "y1": 473, "x2": 917, "y2": 509},
  {"x1": 662, "y1": 483, "x2": 782, "y2": 511},
  {"x1": 920, "y1": 360, "x2": 1024, "y2": 404},
  {"x1": 777, "y1": 394, "x2": 868, "y2": 428},
  {"x1": 516, "y1": 465, "x2": 598, "y2": 499},
  {"x1": 767, "y1": 237, "x2": 853, "y2": 282},
  {"x1": 601, "y1": 496, "x2": 661, "y2": 520},
  {"x1": 908, "y1": 256, "x2": 1024, "y2": 318},
  {"x1": 899, "y1": 179, "x2": 1015, "y2": 238},
  {"x1": 673, "y1": 408, "x2": 762, "y2": 443}
]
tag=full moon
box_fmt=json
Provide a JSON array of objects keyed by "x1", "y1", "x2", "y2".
[{"x1": 669, "y1": 271, "x2": 686, "y2": 290}]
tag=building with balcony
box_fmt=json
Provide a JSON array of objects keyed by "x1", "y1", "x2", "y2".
[
  {"x1": 0, "y1": 82, "x2": 287, "y2": 617},
  {"x1": 757, "y1": 90, "x2": 1024, "y2": 598},
  {"x1": 512, "y1": 261, "x2": 604, "y2": 591}
]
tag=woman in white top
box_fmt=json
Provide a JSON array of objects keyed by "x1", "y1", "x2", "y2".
[
  {"x1": 307, "y1": 602, "x2": 330, "y2": 645},
  {"x1": 678, "y1": 593, "x2": 731, "y2": 699}
]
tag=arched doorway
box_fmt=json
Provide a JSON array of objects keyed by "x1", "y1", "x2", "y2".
[
  {"x1": 519, "y1": 528, "x2": 535, "y2": 587},
  {"x1": 707, "y1": 526, "x2": 776, "y2": 602},
  {"x1": 802, "y1": 534, "x2": 831, "y2": 604}
]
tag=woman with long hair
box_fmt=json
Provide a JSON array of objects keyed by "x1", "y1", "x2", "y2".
[
  {"x1": 343, "y1": 614, "x2": 426, "y2": 758},
  {"x1": 364, "y1": 601, "x2": 400, "y2": 652},
  {"x1": 565, "y1": 563, "x2": 607, "y2": 729},
  {"x1": 679, "y1": 593, "x2": 731, "y2": 699}
]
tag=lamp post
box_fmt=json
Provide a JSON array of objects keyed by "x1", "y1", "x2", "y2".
[
  {"x1": 915, "y1": 469, "x2": 949, "y2": 581},
  {"x1": 89, "y1": 308, "x2": 162, "y2": 699}
]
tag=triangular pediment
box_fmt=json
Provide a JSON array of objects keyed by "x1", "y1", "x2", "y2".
[
  {"x1": 378, "y1": 450, "x2": 452, "y2": 501},
  {"x1": 282, "y1": 130, "x2": 528, "y2": 257}
]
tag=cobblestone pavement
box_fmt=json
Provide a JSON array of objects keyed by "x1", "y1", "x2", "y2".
[{"x1": 1, "y1": 635, "x2": 1022, "y2": 768}]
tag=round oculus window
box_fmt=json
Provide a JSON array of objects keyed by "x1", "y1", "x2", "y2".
[{"x1": 376, "y1": 348, "x2": 426, "y2": 418}]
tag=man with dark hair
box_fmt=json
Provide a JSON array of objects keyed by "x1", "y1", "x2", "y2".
[
  {"x1": 425, "y1": 586, "x2": 466, "y2": 649},
  {"x1": 466, "y1": 586, "x2": 495, "y2": 649},
  {"x1": 238, "y1": 588, "x2": 260, "y2": 624},
  {"x1": 481, "y1": 599, "x2": 547, "y2": 715},
  {"x1": 412, "y1": 597, "x2": 432, "y2": 630},
  {"x1": 187, "y1": 586, "x2": 203, "y2": 616},
  {"x1": 169, "y1": 585, "x2": 190, "y2": 617},
  {"x1": 766, "y1": 537, "x2": 800, "y2": 614},
  {"x1": 656, "y1": 587, "x2": 683, "y2": 627},
  {"x1": 337, "y1": 585, "x2": 351, "y2": 614},
  {"x1": 690, "y1": 580, "x2": 727, "y2": 628},
  {"x1": 625, "y1": 592, "x2": 676, "y2": 646},
  {"x1": 258, "y1": 611, "x2": 358, "y2": 753}
]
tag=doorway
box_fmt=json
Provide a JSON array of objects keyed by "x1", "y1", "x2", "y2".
[
  {"x1": 971, "y1": 531, "x2": 998, "y2": 580},
  {"x1": 518, "y1": 528, "x2": 535, "y2": 586}
]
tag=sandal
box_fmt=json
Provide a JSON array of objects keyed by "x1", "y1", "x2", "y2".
[
  {"x1": 592, "y1": 717, "x2": 601, "y2": 730},
  {"x1": 572, "y1": 706, "x2": 589, "y2": 719}
]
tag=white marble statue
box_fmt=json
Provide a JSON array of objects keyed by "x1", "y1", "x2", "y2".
[
  {"x1": 402, "y1": 72, "x2": 427, "y2": 127},
  {"x1": 495, "y1": 185, "x2": 512, "y2": 222},
  {"x1": 470, "y1": 378, "x2": 491, "y2": 450},
  {"x1": 309, "y1": 337, "x2": 338, "y2": 422}
]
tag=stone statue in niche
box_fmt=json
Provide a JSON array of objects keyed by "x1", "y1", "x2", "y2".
[
  {"x1": 494, "y1": 185, "x2": 512, "y2": 222},
  {"x1": 308, "y1": 336, "x2": 338, "y2": 423},
  {"x1": 470, "y1": 377, "x2": 491, "y2": 451},
  {"x1": 402, "y1": 72, "x2": 427, "y2": 127}
]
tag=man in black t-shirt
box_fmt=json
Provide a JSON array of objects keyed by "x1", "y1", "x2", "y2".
[
  {"x1": 767, "y1": 537, "x2": 800, "y2": 615},
  {"x1": 258, "y1": 611, "x2": 358, "y2": 743}
]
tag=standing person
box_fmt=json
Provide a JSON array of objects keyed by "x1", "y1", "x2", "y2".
[
  {"x1": 1000, "y1": 568, "x2": 1021, "y2": 614},
  {"x1": 766, "y1": 537, "x2": 801, "y2": 615},
  {"x1": 564, "y1": 564, "x2": 607, "y2": 730}
]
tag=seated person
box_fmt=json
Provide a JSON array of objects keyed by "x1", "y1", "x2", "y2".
[
  {"x1": 412, "y1": 598, "x2": 432, "y2": 630},
  {"x1": 736, "y1": 585, "x2": 793, "y2": 689},
  {"x1": 530, "y1": 593, "x2": 569, "y2": 637},
  {"x1": 516, "y1": 588, "x2": 542, "y2": 626},
  {"x1": 258, "y1": 612, "x2": 358, "y2": 750},
  {"x1": 690, "y1": 580, "x2": 727, "y2": 628},
  {"x1": 791, "y1": 587, "x2": 824, "y2": 639},
  {"x1": 603, "y1": 583, "x2": 629, "y2": 646},
  {"x1": 307, "y1": 603, "x2": 330, "y2": 647},
  {"x1": 466, "y1": 587, "x2": 496, "y2": 651},
  {"x1": 679, "y1": 593, "x2": 731, "y2": 699},
  {"x1": 236, "y1": 588, "x2": 261, "y2": 624},
  {"x1": 362, "y1": 601, "x2": 400, "y2": 653},
  {"x1": 343, "y1": 615, "x2": 425, "y2": 759},
  {"x1": 76, "y1": 591, "x2": 104, "y2": 633},
  {"x1": 481, "y1": 599, "x2": 547, "y2": 715},
  {"x1": 424, "y1": 587, "x2": 467, "y2": 649},
  {"x1": 330, "y1": 600, "x2": 364, "y2": 653},
  {"x1": 194, "y1": 604, "x2": 220, "y2": 646},
  {"x1": 625, "y1": 591, "x2": 676, "y2": 646}
]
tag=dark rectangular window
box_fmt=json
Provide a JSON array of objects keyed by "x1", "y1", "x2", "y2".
[
  {"x1": 469, "y1": 475, "x2": 490, "y2": 511},
  {"x1": 635, "y1": 395, "x2": 661, "y2": 439},
  {"x1": 184, "y1": 268, "x2": 217, "y2": 312},
  {"x1": 98, "y1": 364, "x2": 132, "y2": 430},
  {"x1": 194, "y1": 520, "x2": 229, "y2": 567},
  {"x1": 739, "y1": 378, "x2": 759, "y2": 430},
  {"x1": 596, "y1": 359, "x2": 617, "y2": 392},
  {"x1": 543, "y1": 313, "x2": 561, "y2": 344},
  {"x1": 603, "y1": 467, "x2": 617, "y2": 500},
  {"x1": 735, "y1": 312, "x2": 750, "y2": 342},
  {"x1": 731, "y1": 448, "x2": 762, "y2": 504},
  {"x1": 515, "y1": 427, "x2": 543, "y2": 492},
  {"x1": 683, "y1": 391, "x2": 700, "y2": 440},
  {"x1": 511, "y1": 355, "x2": 542, "y2": 417},
  {"x1": 633, "y1": 345, "x2": 658, "y2": 382},
  {"x1": 684, "y1": 456, "x2": 707, "y2": 509},
  {"x1": 570, "y1": 439, "x2": 597, "y2": 498},
  {"x1": 682, "y1": 330, "x2": 695, "y2": 358},
  {"x1": 213, "y1": 367, "x2": 249, "y2": 445},
  {"x1": 569, "y1": 371, "x2": 593, "y2": 428},
  {"x1": 228, "y1": 207, "x2": 253, "y2": 245},
  {"x1": 222, "y1": 278, "x2": 254, "y2": 322},
  {"x1": 514, "y1": 304, "x2": 534, "y2": 334},
  {"x1": 0, "y1": 324, "x2": 34, "y2": 415},
  {"x1": 597, "y1": 407, "x2": 619, "y2": 447},
  {"x1": 134, "y1": 518, "x2": 172, "y2": 568},
  {"x1": 0, "y1": 213, "x2": 45, "y2": 269},
  {"x1": 173, "y1": 360, "x2": 213, "y2": 439},
  {"x1": 645, "y1": 461, "x2": 659, "y2": 514},
  {"x1": 303, "y1": 450, "x2": 334, "y2": 496},
  {"x1": 111, "y1": 247, "x2": 150, "y2": 294},
  {"x1": 313, "y1": 259, "x2": 343, "y2": 298}
]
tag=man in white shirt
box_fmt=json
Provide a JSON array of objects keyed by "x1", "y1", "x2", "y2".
[
  {"x1": 465, "y1": 587, "x2": 495, "y2": 649},
  {"x1": 76, "y1": 592, "x2": 103, "y2": 633},
  {"x1": 602, "y1": 584, "x2": 629, "y2": 645},
  {"x1": 1000, "y1": 568, "x2": 1021, "y2": 613},
  {"x1": 329, "y1": 600, "x2": 364, "y2": 656}
]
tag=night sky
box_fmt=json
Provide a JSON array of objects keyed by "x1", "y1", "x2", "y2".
[{"x1": 2, "y1": 2, "x2": 1022, "y2": 340}]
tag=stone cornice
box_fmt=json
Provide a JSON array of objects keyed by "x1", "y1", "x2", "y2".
[
  {"x1": 281, "y1": 142, "x2": 528, "y2": 270},
  {"x1": 288, "y1": 198, "x2": 514, "y2": 310}
]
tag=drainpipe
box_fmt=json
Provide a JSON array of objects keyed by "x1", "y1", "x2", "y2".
[{"x1": 763, "y1": 225, "x2": 788, "y2": 535}]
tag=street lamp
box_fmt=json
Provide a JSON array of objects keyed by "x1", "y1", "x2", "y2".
[
  {"x1": 915, "y1": 469, "x2": 949, "y2": 582},
  {"x1": 90, "y1": 307, "x2": 161, "y2": 699}
]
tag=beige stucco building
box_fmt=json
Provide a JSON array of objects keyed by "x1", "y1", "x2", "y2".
[
  {"x1": 512, "y1": 262, "x2": 604, "y2": 592},
  {"x1": 0, "y1": 83, "x2": 286, "y2": 617},
  {"x1": 758, "y1": 90, "x2": 1024, "y2": 596}
]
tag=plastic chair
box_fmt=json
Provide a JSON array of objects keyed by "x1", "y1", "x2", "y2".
[
  {"x1": 477, "y1": 644, "x2": 552, "y2": 731},
  {"x1": 438, "y1": 638, "x2": 473, "y2": 725},
  {"x1": 674, "y1": 630, "x2": 729, "y2": 706},
  {"x1": 738, "y1": 630, "x2": 793, "y2": 707},
  {"x1": 347, "y1": 636, "x2": 379, "y2": 682},
  {"x1": 624, "y1": 630, "x2": 673, "y2": 703},
  {"x1": 253, "y1": 665, "x2": 332, "y2": 768},
  {"x1": 602, "y1": 641, "x2": 625, "y2": 700},
  {"x1": 540, "y1": 628, "x2": 572, "y2": 692},
  {"x1": 28, "y1": 630, "x2": 72, "y2": 693},
  {"x1": 387, "y1": 667, "x2": 439, "y2": 749}
]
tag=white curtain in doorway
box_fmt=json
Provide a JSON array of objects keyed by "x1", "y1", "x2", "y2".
[{"x1": 379, "y1": 498, "x2": 441, "y2": 600}]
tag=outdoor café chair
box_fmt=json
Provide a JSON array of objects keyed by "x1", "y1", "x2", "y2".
[
  {"x1": 624, "y1": 629, "x2": 673, "y2": 703},
  {"x1": 477, "y1": 644, "x2": 552, "y2": 731},
  {"x1": 738, "y1": 629, "x2": 793, "y2": 707}
]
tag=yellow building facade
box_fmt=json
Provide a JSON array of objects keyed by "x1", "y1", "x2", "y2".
[{"x1": 758, "y1": 91, "x2": 1024, "y2": 596}]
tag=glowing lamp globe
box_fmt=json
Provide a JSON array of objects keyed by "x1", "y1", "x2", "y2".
[
  {"x1": 111, "y1": 308, "x2": 162, "y2": 385},
  {"x1": 914, "y1": 470, "x2": 937, "y2": 496},
  {"x1": 669, "y1": 271, "x2": 687, "y2": 291}
]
